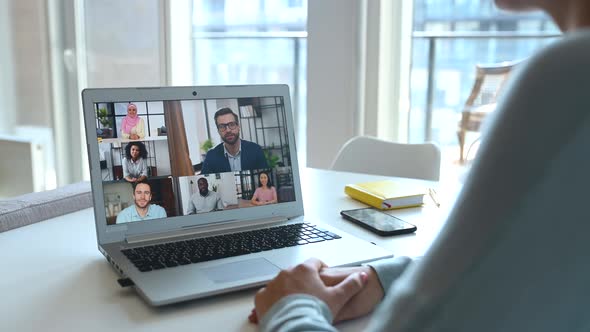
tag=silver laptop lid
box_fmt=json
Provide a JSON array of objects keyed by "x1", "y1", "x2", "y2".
[{"x1": 81, "y1": 85, "x2": 303, "y2": 245}]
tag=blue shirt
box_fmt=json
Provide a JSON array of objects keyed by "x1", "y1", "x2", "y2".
[
  {"x1": 223, "y1": 142, "x2": 242, "y2": 172},
  {"x1": 116, "y1": 204, "x2": 167, "y2": 224}
]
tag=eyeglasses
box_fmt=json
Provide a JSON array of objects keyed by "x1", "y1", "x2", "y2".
[{"x1": 217, "y1": 121, "x2": 238, "y2": 131}]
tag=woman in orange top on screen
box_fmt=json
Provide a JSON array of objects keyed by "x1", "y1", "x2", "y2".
[
  {"x1": 251, "y1": 172, "x2": 278, "y2": 206},
  {"x1": 120, "y1": 103, "x2": 145, "y2": 140}
]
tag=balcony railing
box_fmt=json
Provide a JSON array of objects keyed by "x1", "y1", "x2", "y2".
[
  {"x1": 191, "y1": 31, "x2": 307, "y2": 117},
  {"x1": 412, "y1": 31, "x2": 560, "y2": 143}
]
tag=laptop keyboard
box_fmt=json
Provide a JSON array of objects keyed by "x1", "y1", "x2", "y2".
[{"x1": 121, "y1": 223, "x2": 342, "y2": 272}]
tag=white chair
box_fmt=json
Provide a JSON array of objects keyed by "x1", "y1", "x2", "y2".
[{"x1": 330, "y1": 136, "x2": 441, "y2": 181}]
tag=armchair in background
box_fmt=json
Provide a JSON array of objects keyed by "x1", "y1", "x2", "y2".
[{"x1": 457, "y1": 60, "x2": 520, "y2": 163}]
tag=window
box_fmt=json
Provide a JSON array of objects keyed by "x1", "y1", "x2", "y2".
[
  {"x1": 409, "y1": 0, "x2": 559, "y2": 159},
  {"x1": 0, "y1": 1, "x2": 308, "y2": 198},
  {"x1": 190, "y1": 0, "x2": 308, "y2": 161}
]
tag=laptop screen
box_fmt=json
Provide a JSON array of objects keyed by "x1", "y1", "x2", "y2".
[{"x1": 92, "y1": 96, "x2": 295, "y2": 227}]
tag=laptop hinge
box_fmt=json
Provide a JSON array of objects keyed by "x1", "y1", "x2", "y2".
[{"x1": 125, "y1": 216, "x2": 289, "y2": 245}]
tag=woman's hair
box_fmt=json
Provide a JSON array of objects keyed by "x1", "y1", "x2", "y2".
[
  {"x1": 257, "y1": 171, "x2": 273, "y2": 188},
  {"x1": 124, "y1": 141, "x2": 148, "y2": 160}
]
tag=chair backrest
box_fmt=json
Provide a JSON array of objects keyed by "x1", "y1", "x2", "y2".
[
  {"x1": 464, "y1": 60, "x2": 520, "y2": 111},
  {"x1": 457, "y1": 60, "x2": 521, "y2": 163},
  {"x1": 330, "y1": 136, "x2": 441, "y2": 181}
]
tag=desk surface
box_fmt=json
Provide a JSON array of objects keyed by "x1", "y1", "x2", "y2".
[{"x1": 1, "y1": 168, "x2": 459, "y2": 332}]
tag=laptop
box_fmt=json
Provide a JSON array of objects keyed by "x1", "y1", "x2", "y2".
[{"x1": 82, "y1": 85, "x2": 392, "y2": 306}]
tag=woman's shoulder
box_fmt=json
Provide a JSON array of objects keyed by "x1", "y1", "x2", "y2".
[
  {"x1": 497, "y1": 31, "x2": 590, "y2": 121},
  {"x1": 551, "y1": 29, "x2": 590, "y2": 53},
  {"x1": 518, "y1": 30, "x2": 590, "y2": 82}
]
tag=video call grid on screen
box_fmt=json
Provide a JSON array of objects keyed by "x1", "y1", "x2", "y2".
[{"x1": 94, "y1": 96, "x2": 296, "y2": 226}]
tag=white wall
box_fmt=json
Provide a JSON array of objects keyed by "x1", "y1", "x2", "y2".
[
  {"x1": 83, "y1": 0, "x2": 165, "y2": 87},
  {"x1": 215, "y1": 172, "x2": 237, "y2": 205},
  {"x1": 12, "y1": 0, "x2": 53, "y2": 128},
  {"x1": 377, "y1": 1, "x2": 414, "y2": 142},
  {"x1": 182, "y1": 99, "x2": 205, "y2": 164},
  {"x1": 0, "y1": 1, "x2": 57, "y2": 193},
  {"x1": 206, "y1": 100, "x2": 220, "y2": 145},
  {"x1": 306, "y1": 0, "x2": 362, "y2": 169},
  {"x1": 0, "y1": 0, "x2": 16, "y2": 135},
  {"x1": 306, "y1": 1, "x2": 413, "y2": 169},
  {"x1": 0, "y1": 136, "x2": 44, "y2": 198},
  {"x1": 167, "y1": 0, "x2": 193, "y2": 85},
  {"x1": 177, "y1": 176, "x2": 192, "y2": 214}
]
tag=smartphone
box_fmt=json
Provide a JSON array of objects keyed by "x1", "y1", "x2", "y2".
[{"x1": 340, "y1": 208, "x2": 417, "y2": 236}]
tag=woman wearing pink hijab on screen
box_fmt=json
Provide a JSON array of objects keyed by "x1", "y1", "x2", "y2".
[{"x1": 120, "y1": 103, "x2": 145, "y2": 140}]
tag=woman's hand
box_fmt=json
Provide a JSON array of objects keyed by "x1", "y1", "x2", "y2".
[
  {"x1": 319, "y1": 265, "x2": 384, "y2": 322},
  {"x1": 249, "y1": 263, "x2": 384, "y2": 324},
  {"x1": 254, "y1": 258, "x2": 368, "y2": 322}
]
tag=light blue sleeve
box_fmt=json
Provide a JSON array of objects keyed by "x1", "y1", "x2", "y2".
[
  {"x1": 258, "y1": 257, "x2": 413, "y2": 332},
  {"x1": 152, "y1": 205, "x2": 167, "y2": 218},
  {"x1": 116, "y1": 206, "x2": 132, "y2": 223},
  {"x1": 186, "y1": 196, "x2": 196, "y2": 215},
  {"x1": 259, "y1": 294, "x2": 337, "y2": 332},
  {"x1": 365, "y1": 256, "x2": 413, "y2": 294},
  {"x1": 139, "y1": 158, "x2": 148, "y2": 177}
]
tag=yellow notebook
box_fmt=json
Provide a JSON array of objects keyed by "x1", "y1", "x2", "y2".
[{"x1": 344, "y1": 180, "x2": 427, "y2": 210}]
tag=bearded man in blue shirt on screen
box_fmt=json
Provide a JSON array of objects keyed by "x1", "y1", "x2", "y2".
[
  {"x1": 116, "y1": 181, "x2": 167, "y2": 223},
  {"x1": 201, "y1": 108, "x2": 268, "y2": 174}
]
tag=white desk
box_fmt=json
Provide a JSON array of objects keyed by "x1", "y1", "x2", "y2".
[{"x1": 1, "y1": 168, "x2": 459, "y2": 332}]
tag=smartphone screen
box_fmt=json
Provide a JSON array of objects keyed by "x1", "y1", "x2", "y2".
[{"x1": 340, "y1": 208, "x2": 417, "y2": 236}]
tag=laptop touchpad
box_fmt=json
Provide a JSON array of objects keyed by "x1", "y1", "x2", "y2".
[{"x1": 203, "y1": 258, "x2": 280, "y2": 283}]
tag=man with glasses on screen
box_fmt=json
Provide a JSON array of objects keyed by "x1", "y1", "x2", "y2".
[{"x1": 201, "y1": 108, "x2": 268, "y2": 174}]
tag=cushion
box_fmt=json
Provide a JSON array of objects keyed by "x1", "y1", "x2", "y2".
[{"x1": 0, "y1": 181, "x2": 92, "y2": 232}]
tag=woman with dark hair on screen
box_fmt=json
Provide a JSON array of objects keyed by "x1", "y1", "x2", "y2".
[
  {"x1": 250, "y1": 172, "x2": 278, "y2": 206},
  {"x1": 122, "y1": 141, "x2": 148, "y2": 183},
  {"x1": 250, "y1": 1, "x2": 590, "y2": 331},
  {"x1": 120, "y1": 103, "x2": 145, "y2": 140}
]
